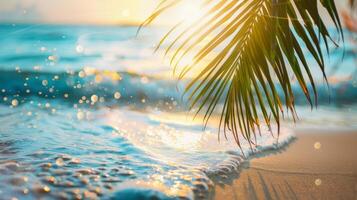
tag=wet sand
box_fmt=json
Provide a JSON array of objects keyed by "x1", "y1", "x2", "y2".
[{"x1": 214, "y1": 129, "x2": 357, "y2": 200}]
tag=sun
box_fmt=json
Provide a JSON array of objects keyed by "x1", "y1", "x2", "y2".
[
  {"x1": 175, "y1": 1, "x2": 204, "y2": 24},
  {"x1": 154, "y1": 0, "x2": 204, "y2": 26}
]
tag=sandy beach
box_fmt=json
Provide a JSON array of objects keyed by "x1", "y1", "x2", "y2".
[{"x1": 214, "y1": 129, "x2": 357, "y2": 200}]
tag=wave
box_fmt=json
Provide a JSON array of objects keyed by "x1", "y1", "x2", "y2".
[
  {"x1": 0, "y1": 69, "x2": 356, "y2": 108},
  {"x1": 0, "y1": 53, "x2": 102, "y2": 63},
  {"x1": 0, "y1": 69, "x2": 182, "y2": 106},
  {"x1": 99, "y1": 107, "x2": 295, "y2": 199},
  {"x1": 0, "y1": 96, "x2": 295, "y2": 199}
]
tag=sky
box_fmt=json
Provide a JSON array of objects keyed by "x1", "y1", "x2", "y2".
[
  {"x1": 0, "y1": 0, "x2": 158, "y2": 25},
  {"x1": 0, "y1": 0, "x2": 350, "y2": 25}
]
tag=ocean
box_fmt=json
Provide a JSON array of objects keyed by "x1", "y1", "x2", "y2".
[{"x1": 0, "y1": 23, "x2": 356, "y2": 199}]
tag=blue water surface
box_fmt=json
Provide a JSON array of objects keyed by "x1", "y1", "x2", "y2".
[{"x1": 0, "y1": 23, "x2": 356, "y2": 200}]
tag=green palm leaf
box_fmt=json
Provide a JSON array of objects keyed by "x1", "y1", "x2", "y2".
[{"x1": 141, "y1": 0, "x2": 343, "y2": 149}]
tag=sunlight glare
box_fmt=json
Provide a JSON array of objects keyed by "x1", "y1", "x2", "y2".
[{"x1": 176, "y1": 1, "x2": 204, "y2": 24}]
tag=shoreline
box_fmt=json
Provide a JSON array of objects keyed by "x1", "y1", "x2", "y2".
[{"x1": 214, "y1": 129, "x2": 357, "y2": 200}]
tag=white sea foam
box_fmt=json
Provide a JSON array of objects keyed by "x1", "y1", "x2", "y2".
[{"x1": 103, "y1": 108, "x2": 295, "y2": 198}]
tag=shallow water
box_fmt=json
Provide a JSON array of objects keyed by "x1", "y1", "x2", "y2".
[
  {"x1": 0, "y1": 101, "x2": 294, "y2": 200},
  {"x1": 0, "y1": 23, "x2": 356, "y2": 199}
]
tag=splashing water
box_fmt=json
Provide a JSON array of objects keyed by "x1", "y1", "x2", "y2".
[{"x1": 0, "y1": 101, "x2": 294, "y2": 199}]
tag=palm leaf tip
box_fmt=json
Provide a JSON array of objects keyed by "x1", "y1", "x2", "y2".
[{"x1": 142, "y1": 0, "x2": 343, "y2": 148}]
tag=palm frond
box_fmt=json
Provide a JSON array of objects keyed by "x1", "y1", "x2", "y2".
[
  {"x1": 141, "y1": 0, "x2": 343, "y2": 149},
  {"x1": 350, "y1": 0, "x2": 356, "y2": 9}
]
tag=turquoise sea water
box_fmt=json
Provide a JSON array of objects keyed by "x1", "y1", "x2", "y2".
[{"x1": 0, "y1": 24, "x2": 356, "y2": 199}]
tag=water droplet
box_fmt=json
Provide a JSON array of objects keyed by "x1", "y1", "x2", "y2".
[
  {"x1": 42, "y1": 80, "x2": 48, "y2": 86},
  {"x1": 11, "y1": 99, "x2": 18, "y2": 107},
  {"x1": 77, "y1": 111, "x2": 85, "y2": 120},
  {"x1": 55, "y1": 158, "x2": 65, "y2": 167},
  {"x1": 42, "y1": 185, "x2": 51, "y2": 193},
  {"x1": 315, "y1": 178, "x2": 322, "y2": 186},
  {"x1": 76, "y1": 45, "x2": 84, "y2": 53},
  {"x1": 48, "y1": 55, "x2": 57, "y2": 61},
  {"x1": 91, "y1": 95, "x2": 98, "y2": 103},
  {"x1": 114, "y1": 92, "x2": 121, "y2": 99},
  {"x1": 23, "y1": 188, "x2": 29, "y2": 194},
  {"x1": 314, "y1": 142, "x2": 321, "y2": 150},
  {"x1": 79, "y1": 71, "x2": 86, "y2": 78}
]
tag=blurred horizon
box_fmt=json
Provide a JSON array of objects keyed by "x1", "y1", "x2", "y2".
[
  {"x1": 0, "y1": 0, "x2": 351, "y2": 26},
  {"x1": 0, "y1": 0, "x2": 216, "y2": 26},
  {"x1": 0, "y1": 0, "x2": 158, "y2": 26}
]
